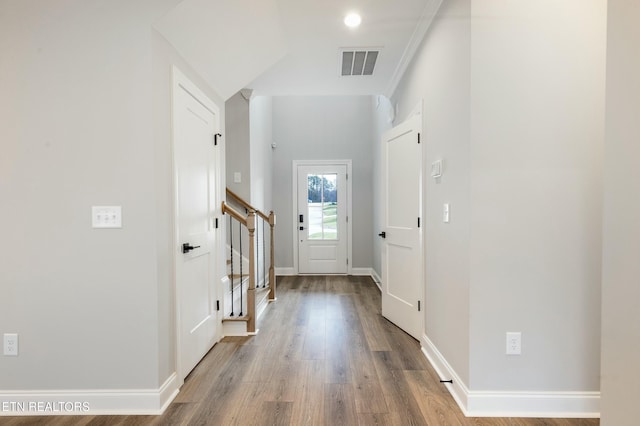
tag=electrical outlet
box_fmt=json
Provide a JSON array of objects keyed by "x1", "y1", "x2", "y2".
[
  {"x1": 506, "y1": 332, "x2": 521, "y2": 355},
  {"x1": 4, "y1": 333, "x2": 18, "y2": 356}
]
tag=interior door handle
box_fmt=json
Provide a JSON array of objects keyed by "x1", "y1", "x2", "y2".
[
  {"x1": 182, "y1": 243, "x2": 201, "y2": 253},
  {"x1": 299, "y1": 214, "x2": 304, "y2": 223},
  {"x1": 378, "y1": 231, "x2": 386, "y2": 238}
]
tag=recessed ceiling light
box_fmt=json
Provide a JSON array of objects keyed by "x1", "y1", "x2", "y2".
[{"x1": 344, "y1": 13, "x2": 362, "y2": 28}]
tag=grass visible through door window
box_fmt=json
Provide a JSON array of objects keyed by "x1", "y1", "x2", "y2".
[
  {"x1": 307, "y1": 174, "x2": 338, "y2": 240},
  {"x1": 309, "y1": 203, "x2": 337, "y2": 239}
]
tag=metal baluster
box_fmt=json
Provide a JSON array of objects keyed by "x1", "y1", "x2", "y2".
[
  {"x1": 229, "y1": 215, "x2": 234, "y2": 316},
  {"x1": 239, "y1": 220, "x2": 243, "y2": 316},
  {"x1": 262, "y1": 218, "x2": 266, "y2": 288}
]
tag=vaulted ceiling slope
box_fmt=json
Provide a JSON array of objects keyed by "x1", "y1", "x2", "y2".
[
  {"x1": 155, "y1": 0, "x2": 442, "y2": 100},
  {"x1": 154, "y1": 0, "x2": 287, "y2": 100}
]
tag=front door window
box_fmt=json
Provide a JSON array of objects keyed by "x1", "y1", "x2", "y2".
[{"x1": 307, "y1": 173, "x2": 338, "y2": 240}]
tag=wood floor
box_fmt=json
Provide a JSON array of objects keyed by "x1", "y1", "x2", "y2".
[{"x1": 3, "y1": 275, "x2": 599, "y2": 426}]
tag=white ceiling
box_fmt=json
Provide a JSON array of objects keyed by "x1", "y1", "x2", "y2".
[
  {"x1": 155, "y1": 0, "x2": 288, "y2": 100},
  {"x1": 249, "y1": 0, "x2": 441, "y2": 97},
  {"x1": 155, "y1": 0, "x2": 442, "y2": 100}
]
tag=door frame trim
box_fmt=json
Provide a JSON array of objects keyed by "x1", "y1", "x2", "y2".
[
  {"x1": 292, "y1": 159, "x2": 353, "y2": 275},
  {"x1": 171, "y1": 66, "x2": 223, "y2": 386}
]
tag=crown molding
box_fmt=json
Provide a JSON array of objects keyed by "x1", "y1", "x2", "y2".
[{"x1": 385, "y1": 0, "x2": 444, "y2": 98}]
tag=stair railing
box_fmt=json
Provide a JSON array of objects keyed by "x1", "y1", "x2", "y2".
[
  {"x1": 222, "y1": 188, "x2": 276, "y2": 334},
  {"x1": 225, "y1": 188, "x2": 276, "y2": 301},
  {"x1": 221, "y1": 201, "x2": 256, "y2": 332}
]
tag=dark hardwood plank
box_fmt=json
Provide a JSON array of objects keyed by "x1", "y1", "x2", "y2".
[
  {"x1": 324, "y1": 383, "x2": 358, "y2": 426},
  {"x1": 357, "y1": 411, "x2": 406, "y2": 426},
  {"x1": 173, "y1": 341, "x2": 237, "y2": 403},
  {"x1": 404, "y1": 370, "x2": 466, "y2": 426},
  {"x1": 353, "y1": 380, "x2": 389, "y2": 414},
  {"x1": 372, "y1": 351, "x2": 429, "y2": 426},
  {"x1": 258, "y1": 401, "x2": 292, "y2": 426},
  {"x1": 289, "y1": 360, "x2": 325, "y2": 426},
  {"x1": 217, "y1": 381, "x2": 265, "y2": 425},
  {"x1": 147, "y1": 402, "x2": 196, "y2": 425},
  {"x1": 301, "y1": 317, "x2": 325, "y2": 360}
]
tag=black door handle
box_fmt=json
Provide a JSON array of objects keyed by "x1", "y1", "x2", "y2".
[
  {"x1": 378, "y1": 232, "x2": 386, "y2": 238},
  {"x1": 299, "y1": 214, "x2": 304, "y2": 223},
  {"x1": 182, "y1": 243, "x2": 201, "y2": 253}
]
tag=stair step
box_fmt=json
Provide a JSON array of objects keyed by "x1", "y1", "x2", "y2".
[
  {"x1": 228, "y1": 274, "x2": 249, "y2": 280},
  {"x1": 222, "y1": 315, "x2": 250, "y2": 323},
  {"x1": 227, "y1": 259, "x2": 232, "y2": 265}
]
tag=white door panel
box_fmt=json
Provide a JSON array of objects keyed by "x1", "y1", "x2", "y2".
[
  {"x1": 174, "y1": 71, "x2": 220, "y2": 381},
  {"x1": 381, "y1": 115, "x2": 423, "y2": 340},
  {"x1": 297, "y1": 163, "x2": 348, "y2": 274}
]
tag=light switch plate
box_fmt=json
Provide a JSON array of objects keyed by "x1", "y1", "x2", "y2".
[
  {"x1": 443, "y1": 203, "x2": 450, "y2": 223},
  {"x1": 4, "y1": 333, "x2": 18, "y2": 356},
  {"x1": 506, "y1": 332, "x2": 522, "y2": 355},
  {"x1": 431, "y1": 159, "x2": 443, "y2": 178},
  {"x1": 92, "y1": 206, "x2": 122, "y2": 228},
  {"x1": 234, "y1": 172, "x2": 242, "y2": 183}
]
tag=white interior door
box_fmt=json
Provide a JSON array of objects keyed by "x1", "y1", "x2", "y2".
[
  {"x1": 174, "y1": 70, "x2": 220, "y2": 381},
  {"x1": 381, "y1": 115, "x2": 423, "y2": 340},
  {"x1": 297, "y1": 163, "x2": 348, "y2": 274}
]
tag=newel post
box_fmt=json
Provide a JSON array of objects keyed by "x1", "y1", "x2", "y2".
[
  {"x1": 247, "y1": 210, "x2": 256, "y2": 333},
  {"x1": 268, "y1": 211, "x2": 276, "y2": 301}
]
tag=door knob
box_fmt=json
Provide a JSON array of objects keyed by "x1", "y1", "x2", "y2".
[
  {"x1": 182, "y1": 243, "x2": 201, "y2": 253},
  {"x1": 378, "y1": 231, "x2": 386, "y2": 238}
]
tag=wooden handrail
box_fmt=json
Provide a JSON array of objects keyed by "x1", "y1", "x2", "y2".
[
  {"x1": 221, "y1": 202, "x2": 248, "y2": 226},
  {"x1": 226, "y1": 188, "x2": 269, "y2": 222}
]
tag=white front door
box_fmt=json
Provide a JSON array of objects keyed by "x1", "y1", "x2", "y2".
[
  {"x1": 173, "y1": 69, "x2": 220, "y2": 381},
  {"x1": 381, "y1": 115, "x2": 423, "y2": 340},
  {"x1": 296, "y1": 163, "x2": 349, "y2": 274}
]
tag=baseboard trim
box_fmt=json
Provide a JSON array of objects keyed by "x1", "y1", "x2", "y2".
[
  {"x1": 275, "y1": 267, "x2": 296, "y2": 276},
  {"x1": 370, "y1": 269, "x2": 382, "y2": 291},
  {"x1": 420, "y1": 334, "x2": 469, "y2": 414},
  {"x1": 420, "y1": 335, "x2": 600, "y2": 418},
  {"x1": 0, "y1": 373, "x2": 179, "y2": 416},
  {"x1": 350, "y1": 267, "x2": 372, "y2": 276},
  {"x1": 464, "y1": 391, "x2": 600, "y2": 418}
]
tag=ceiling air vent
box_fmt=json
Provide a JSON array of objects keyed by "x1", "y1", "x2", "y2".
[{"x1": 340, "y1": 49, "x2": 379, "y2": 76}]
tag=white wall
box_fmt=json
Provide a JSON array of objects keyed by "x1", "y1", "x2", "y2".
[
  {"x1": 0, "y1": 0, "x2": 225, "y2": 405},
  {"x1": 225, "y1": 92, "x2": 251, "y2": 201},
  {"x1": 0, "y1": 0, "x2": 161, "y2": 391},
  {"x1": 250, "y1": 96, "x2": 274, "y2": 212},
  {"x1": 387, "y1": 0, "x2": 605, "y2": 411},
  {"x1": 272, "y1": 96, "x2": 375, "y2": 270},
  {"x1": 467, "y1": 0, "x2": 605, "y2": 392},
  {"x1": 600, "y1": 1, "x2": 640, "y2": 424},
  {"x1": 389, "y1": 0, "x2": 472, "y2": 386}
]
